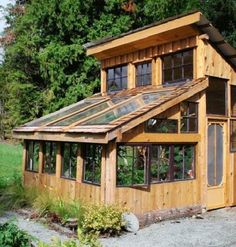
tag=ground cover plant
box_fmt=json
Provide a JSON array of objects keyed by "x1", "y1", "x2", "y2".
[{"x1": 0, "y1": 221, "x2": 32, "y2": 247}]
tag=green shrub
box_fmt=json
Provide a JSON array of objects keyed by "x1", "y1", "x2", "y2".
[
  {"x1": 33, "y1": 191, "x2": 54, "y2": 217},
  {"x1": 82, "y1": 204, "x2": 126, "y2": 235},
  {"x1": 0, "y1": 221, "x2": 32, "y2": 247}
]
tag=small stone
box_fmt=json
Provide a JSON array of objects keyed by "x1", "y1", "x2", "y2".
[
  {"x1": 192, "y1": 215, "x2": 197, "y2": 219},
  {"x1": 122, "y1": 212, "x2": 139, "y2": 233},
  {"x1": 196, "y1": 214, "x2": 204, "y2": 219}
]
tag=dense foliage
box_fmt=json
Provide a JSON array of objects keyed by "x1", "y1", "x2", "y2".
[
  {"x1": 0, "y1": 222, "x2": 32, "y2": 247},
  {"x1": 0, "y1": 0, "x2": 235, "y2": 135}
]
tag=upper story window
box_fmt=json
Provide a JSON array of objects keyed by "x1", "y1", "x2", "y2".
[
  {"x1": 231, "y1": 85, "x2": 236, "y2": 117},
  {"x1": 107, "y1": 65, "x2": 127, "y2": 92},
  {"x1": 162, "y1": 49, "x2": 193, "y2": 85},
  {"x1": 206, "y1": 77, "x2": 227, "y2": 116},
  {"x1": 136, "y1": 61, "x2": 152, "y2": 87}
]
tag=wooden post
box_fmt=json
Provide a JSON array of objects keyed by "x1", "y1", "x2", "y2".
[
  {"x1": 100, "y1": 145, "x2": 107, "y2": 203},
  {"x1": 22, "y1": 141, "x2": 27, "y2": 185},
  {"x1": 38, "y1": 142, "x2": 43, "y2": 174},
  {"x1": 104, "y1": 140, "x2": 116, "y2": 204},
  {"x1": 128, "y1": 63, "x2": 135, "y2": 89},
  {"x1": 55, "y1": 142, "x2": 62, "y2": 178},
  {"x1": 101, "y1": 69, "x2": 107, "y2": 95},
  {"x1": 77, "y1": 144, "x2": 83, "y2": 183},
  {"x1": 154, "y1": 57, "x2": 162, "y2": 86}
]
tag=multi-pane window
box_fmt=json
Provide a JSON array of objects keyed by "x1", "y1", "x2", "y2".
[
  {"x1": 230, "y1": 120, "x2": 236, "y2": 152},
  {"x1": 43, "y1": 142, "x2": 57, "y2": 174},
  {"x1": 83, "y1": 144, "x2": 102, "y2": 185},
  {"x1": 117, "y1": 145, "x2": 149, "y2": 186},
  {"x1": 150, "y1": 145, "x2": 195, "y2": 183},
  {"x1": 117, "y1": 144, "x2": 195, "y2": 186},
  {"x1": 145, "y1": 119, "x2": 178, "y2": 133},
  {"x1": 25, "y1": 140, "x2": 39, "y2": 172},
  {"x1": 107, "y1": 65, "x2": 128, "y2": 92},
  {"x1": 162, "y1": 49, "x2": 193, "y2": 84},
  {"x1": 206, "y1": 77, "x2": 227, "y2": 115},
  {"x1": 61, "y1": 143, "x2": 78, "y2": 179},
  {"x1": 136, "y1": 62, "x2": 152, "y2": 87},
  {"x1": 180, "y1": 102, "x2": 198, "y2": 132},
  {"x1": 231, "y1": 85, "x2": 236, "y2": 116}
]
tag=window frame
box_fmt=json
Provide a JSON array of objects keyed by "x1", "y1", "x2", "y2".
[
  {"x1": 135, "y1": 61, "x2": 152, "y2": 87},
  {"x1": 116, "y1": 143, "x2": 196, "y2": 188},
  {"x1": 82, "y1": 143, "x2": 102, "y2": 186},
  {"x1": 106, "y1": 64, "x2": 128, "y2": 92},
  {"x1": 230, "y1": 120, "x2": 236, "y2": 152},
  {"x1": 42, "y1": 141, "x2": 57, "y2": 175},
  {"x1": 61, "y1": 142, "x2": 78, "y2": 180},
  {"x1": 162, "y1": 49, "x2": 194, "y2": 85},
  {"x1": 25, "y1": 140, "x2": 39, "y2": 173},
  {"x1": 180, "y1": 101, "x2": 198, "y2": 133},
  {"x1": 116, "y1": 143, "x2": 150, "y2": 188},
  {"x1": 231, "y1": 85, "x2": 236, "y2": 117}
]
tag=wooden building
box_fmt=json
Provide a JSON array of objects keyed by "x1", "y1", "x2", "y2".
[{"x1": 13, "y1": 11, "x2": 236, "y2": 224}]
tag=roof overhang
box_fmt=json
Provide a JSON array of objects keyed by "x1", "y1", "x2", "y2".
[{"x1": 85, "y1": 11, "x2": 236, "y2": 69}]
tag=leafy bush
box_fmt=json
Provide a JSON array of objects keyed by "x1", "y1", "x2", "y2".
[
  {"x1": 0, "y1": 221, "x2": 32, "y2": 247},
  {"x1": 82, "y1": 204, "x2": 126, "y2": 235}
]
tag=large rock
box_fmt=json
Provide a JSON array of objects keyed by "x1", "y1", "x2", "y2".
[{"x1": 122, "y1": 212, "x2": 139, "y2": 232}]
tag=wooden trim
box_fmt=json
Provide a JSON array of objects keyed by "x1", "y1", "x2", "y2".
[
  {"x1": 101, "y1": 69, "x2": 107, "y2": 95},
  {"x1": 56, "y1": 142, "x2": 62, "y2": 178},
  {"x1": 128, "y1": 63, "x2": 135, "y2": 89},
  {"x1": 100, "y1": 145, "x2": 107, "y2": 203},
  {"x1": 121, "y1": 133, "x2": 200, "y2": 143},
  {"x1": 76, "y1": 144, "x2": 83, "y2": 183},
  {"x1": 87, "y1": 12, "x2": 201, "y2": 57},
  {"x1": 38, "y1": 142, "x2": 43, "y2": 174}
]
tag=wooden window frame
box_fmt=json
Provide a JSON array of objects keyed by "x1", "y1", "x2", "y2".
[
  {"x1": 180, "y1": 101, "x2": 198, "y2": 133},
  {"x1": 25, "y1": 140, "x2": 39, "y2": 173},
  {"x1": 162, "y1": 49, "x2": 193, "y2": 85},
  {"x1": 116, "y1": 143, "x2": 195, "y2": 188},
  {"x1": 116, "y1": 143, "x2": 150, "y2": 188},
  {"x1": 61, "y1": 142, "x2": 78, "y2": 180},
  {"x1": 42, "y1": 141, "x2": 57, "y2": 175},
  {"x1": 83, "y1": 143, "x2": 102, "y2": 186},
  {"x1": 231, "y1": 85, "x2": 236, "y2": 117},
  {"x1": 106, "y1": 64, "x2": 128, "y2": 92},
  {"x1": 230, "y1": 119, "x2": 236, "y2": 152},
  {"x1": 135, "y1": 61, "x2": 152, "y2": 87}
]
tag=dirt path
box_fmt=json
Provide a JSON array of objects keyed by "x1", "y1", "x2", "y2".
[{"x1": 1, "y1": 208, "x2": 236, "y2": 246}]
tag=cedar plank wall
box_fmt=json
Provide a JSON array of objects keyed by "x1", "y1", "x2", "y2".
[
  {"x1": 23, "y1": 143, "x2": 101, "y2": 204},
  {"x1": 198, "y1": 38, "x2": 236, "y2": 207}
]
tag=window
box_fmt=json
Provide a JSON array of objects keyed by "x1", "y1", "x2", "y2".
[
  {"x1": 43, "y1": 142, "x2": 57, "y2": 174},
  {"x1": 162, "y1": 49, "x2": 193, "y2": 85},
  {"x1": 180, "y1": 102, "x2": 198, "y2": 132},
  {"x1": 145, "y1": 119, "x2": 178, "y2": 133},
  {"x1": 150, "y1": 145, "x2": 195, "y2": 183},
  {"x1": 231, "y1": 85, "x2": 236, "y2": 116},
  {"x1": 61, "y1": 143, "x2": 78, "y2": 179},
  {"x1": 25, "y1": 141, "x2": 39, "y2": 172},
  {"x1": 230, "y1": 120, "x2": 236, "y2": 152},
  {"x1": 83, "y1": 144, "x2": 102, "y2": 185},
  {"x1": 117, "y1": 144, "x2": 195, "y2": 186},
  {"x1": 136, "y1": 62, "x2": 152, "y2": 87},
  {"x1": 117, "y1": 145, "x2": 149, "y2": 186},
  {"x1": 206, "y1": 77, "x2": 227, "y2": 115},
  {"x1": 107, "y1": 65, "x2": 127, "y2": 92}
]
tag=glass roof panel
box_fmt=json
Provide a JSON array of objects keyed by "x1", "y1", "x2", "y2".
[
  {"x1": 83, "y1": 100, "x2": 141, "y2": 125},
  {"x1": 50, "y1": 101, "x2": 110, "y2": 126},
  {"x1": 82, "y1": 90, "x2": 173, "y2": 125},
  {"x1": 24, "y1": 98, "x2": 102, "y2": 127}
]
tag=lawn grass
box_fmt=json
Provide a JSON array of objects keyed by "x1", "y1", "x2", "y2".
[{"x1": 0, "y1": 142, "x2": 23, "y2": 187}]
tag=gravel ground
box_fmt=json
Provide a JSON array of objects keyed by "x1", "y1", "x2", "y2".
[
  {"x1": 1, "y1": 208, "x2": 236, "y2": 246},
  {"x1": 0, "y1": 211, "x2": 69, "y2": 244},
  {"x1": 101, "y1": 207, "x2": 236, "y2": 247}
]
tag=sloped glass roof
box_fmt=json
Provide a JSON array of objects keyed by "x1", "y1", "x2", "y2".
[{"x1": 14, "y1": 78, "x2": 208, "y2": 135}]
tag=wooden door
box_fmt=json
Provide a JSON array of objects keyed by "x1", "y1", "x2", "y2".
[{"x1": 207, "y1": 122, "x2": 226, "y2": 209}]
